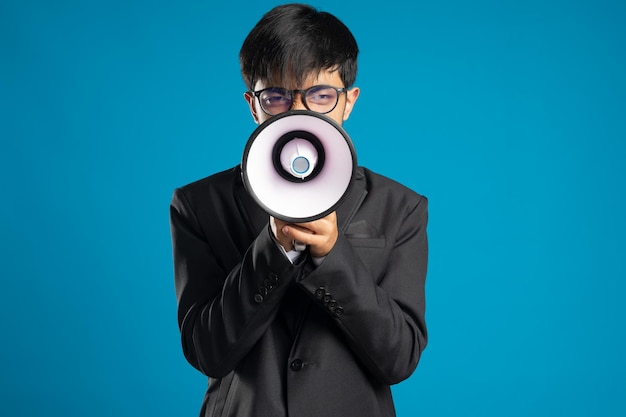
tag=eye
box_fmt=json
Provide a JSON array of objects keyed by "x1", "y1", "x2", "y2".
[
  {"x1": 260, "y1": 88, "x2": 291, "y2": 107},
  {"x1": 306, "y1": 86, "x2": 337, "y2": 104}
]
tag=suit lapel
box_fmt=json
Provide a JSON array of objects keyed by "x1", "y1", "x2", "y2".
[
  {"x1": 336, "y1": 167, "x2": 368, "y2": 234},
  {"x1": 234, "y1": 165, "x2": 269, "y2": 239}
]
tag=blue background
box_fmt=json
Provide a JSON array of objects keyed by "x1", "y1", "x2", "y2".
[{"x1": 2, "y1": 0, "x2": 625, "y2": 415}]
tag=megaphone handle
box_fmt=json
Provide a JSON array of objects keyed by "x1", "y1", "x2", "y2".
[{"x1": 292, "y1": 240, "x2": 307, "y2": 252}]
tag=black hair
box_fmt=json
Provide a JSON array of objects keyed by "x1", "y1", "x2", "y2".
[{"x1": 240, "y1": 3, "x2": 358, "y2": 90}]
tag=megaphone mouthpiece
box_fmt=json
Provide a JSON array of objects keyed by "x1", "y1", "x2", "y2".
[{"x1": 279, "y1": 136, "x2": 319, "y2": 180}]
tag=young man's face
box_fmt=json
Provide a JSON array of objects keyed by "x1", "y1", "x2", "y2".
[{"x1": 244, "y1": 68, "x2": 360, "y2": 126}]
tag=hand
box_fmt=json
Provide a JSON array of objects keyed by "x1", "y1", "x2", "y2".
[{"x1": 270, "y1": 212, "x2": 338, "y2": 258}]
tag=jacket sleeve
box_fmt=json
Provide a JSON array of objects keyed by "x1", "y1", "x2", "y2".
[
  {"x1": 169, "y1": 187, "x2": 302, "y2": 378},
  {"x1": 298, "y1": 195, "x2": 428, "y2": 385}
]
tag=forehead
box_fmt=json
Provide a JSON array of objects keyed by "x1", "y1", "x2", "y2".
[{"x1": 254, "y1": 68, "x2": 343, "y2": 90}]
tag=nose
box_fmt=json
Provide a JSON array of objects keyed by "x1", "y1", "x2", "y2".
[{"x1": 291, "y1": 92, "x2": 307, "y2": 111}]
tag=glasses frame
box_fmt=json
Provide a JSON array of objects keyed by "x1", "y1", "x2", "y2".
[{"x1": 250, "y1": 85, "x2": 348, "y2": 116}]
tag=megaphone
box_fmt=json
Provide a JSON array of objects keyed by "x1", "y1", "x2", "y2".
[{"x1": 241, "y1": 110, "x2": 357, "y2": 223}]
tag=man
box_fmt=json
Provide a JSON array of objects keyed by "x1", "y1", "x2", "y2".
[{"x1": 170, "y1": 4, "x2": 428, "y2": 416}]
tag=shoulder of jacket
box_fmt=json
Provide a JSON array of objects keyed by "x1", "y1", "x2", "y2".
[
  {"x1": 176, "y1": 165, "x2": 240, "y2": 195},
  {"x1": 359, "y1": 166, "x2": 426, "y2": 204}
]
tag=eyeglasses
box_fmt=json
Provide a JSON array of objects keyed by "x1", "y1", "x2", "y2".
[{"x1": 250, "y1": 85, "x2": 347, "y2": 116}]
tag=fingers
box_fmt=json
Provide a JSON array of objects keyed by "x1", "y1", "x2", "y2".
[
  {"x1": 270, "y1": 213, "x2": 338, "y2": 257},
  {"x1": 270, "y1": 216, "x2": 293, "y2": 251},
  {"x1": 281, "y1": 212, "x2": 338, "y2": 257}
]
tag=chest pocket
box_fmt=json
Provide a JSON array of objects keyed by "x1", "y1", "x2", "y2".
[
  {"x1": 346, "y1": 235, "x2": 386, "y2": 248},
  {"x1": 344, "y1": 220, "x2": 386, "y2": 248}
]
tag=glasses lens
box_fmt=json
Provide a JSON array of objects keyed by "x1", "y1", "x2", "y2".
[
  {"x1": 259, "y1": 88, "x2": 292, "y2": 115},
  {"x1": 305, "y1": 86, "x2": 339, "y2": 113}
]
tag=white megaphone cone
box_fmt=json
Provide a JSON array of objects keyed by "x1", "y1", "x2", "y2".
[{"x1": 241, "y1": 110, "x2": 357, "y2": 223}]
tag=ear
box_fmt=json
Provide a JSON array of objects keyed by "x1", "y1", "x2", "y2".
[
  {"x1": 243, "y1": 91, "x2": 260, "y2": 124},
  {"x1": 342, "y1": 87, "x2": 360, "y2": 122}
]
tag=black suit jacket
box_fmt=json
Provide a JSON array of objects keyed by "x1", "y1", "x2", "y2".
[{"x1": 170, "y1": 165, "x2": 428, "y2": 417}]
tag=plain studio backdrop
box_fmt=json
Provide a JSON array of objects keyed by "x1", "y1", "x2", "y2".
[{"x1": 1, "y1": 0, "x2": 624, "y2": 416}]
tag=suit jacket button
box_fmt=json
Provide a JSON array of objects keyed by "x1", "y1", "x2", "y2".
[
  {"x1": 290, "y1": 359, "x2": 304, "y2": 372},
  {"x1": 333, "y1": 307, "x2": 344, "y2": 317},
  {"x1": 323, "y1": 293, "x2": 332, "y2": 303},
  {"x1": 254, "y1": 294, "x2": 264, "y2": 303},
  {"x1": 315, "y1": 287, "x2": 325, "y2": 298},
  {"x1": 269, "y1": 272, "x2": 279, "y2": 283}
]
